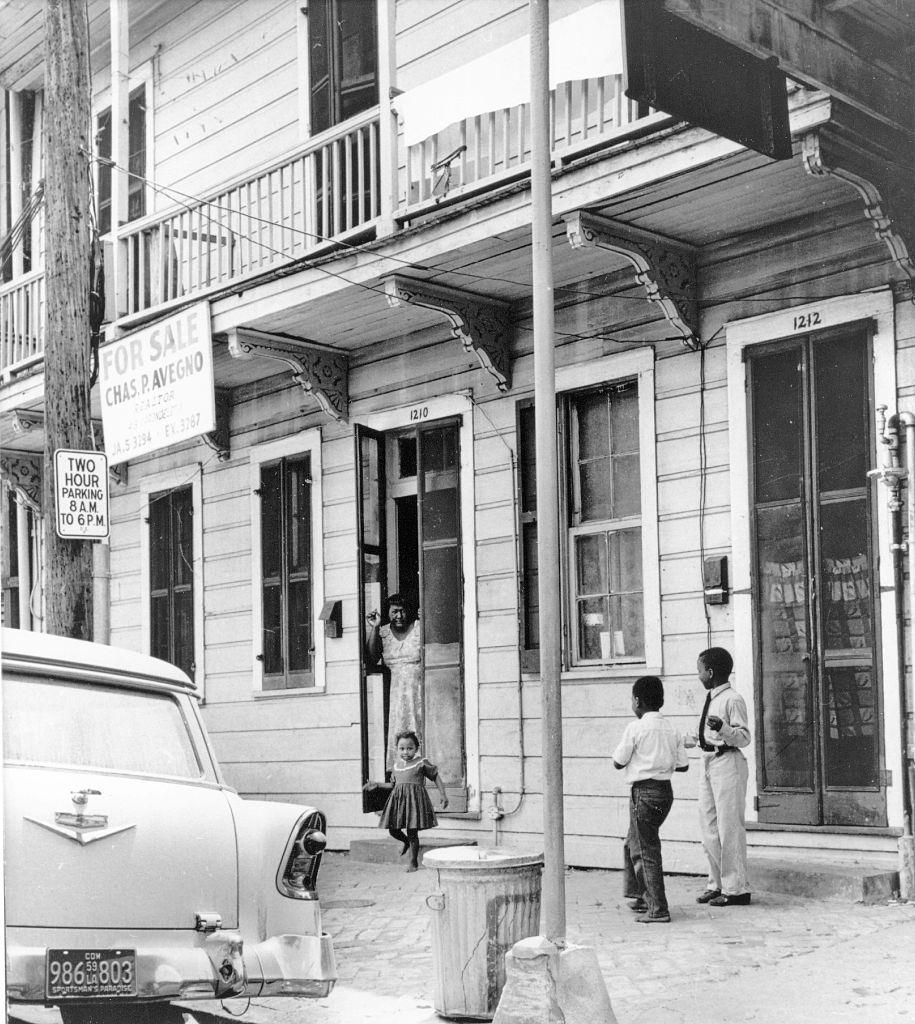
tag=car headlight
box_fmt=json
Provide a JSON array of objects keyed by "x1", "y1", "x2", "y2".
[{"x1": 278, "y1": 811, "x2": 327, "y2": 899}]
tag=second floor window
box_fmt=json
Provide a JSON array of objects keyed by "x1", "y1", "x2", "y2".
[
  {"x1": 308, "y1": 0, "x2": 378, "y2": 134},
  {"x1": 518, "y1": 380, "x2": 644, "y2": 668},
  {"x1": 96, "y1": 84, "x2": 147, "y2": 235}
]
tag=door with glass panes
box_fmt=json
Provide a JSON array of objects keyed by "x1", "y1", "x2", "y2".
[
  {"x1": 356, "y1": 420, "x2": 466, "y2": 811},
  {"x1": 747, "y1": 325, "x2": 886, "y2": 826}
]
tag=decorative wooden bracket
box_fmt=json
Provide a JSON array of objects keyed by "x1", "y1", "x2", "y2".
[
  {"x1": 226, "y1": 329, "x2": 349, "y2": 422},
  {"x1": 6, "y1": 409, "x2": 123, "y2": 485},
  {"x1": 383, "y1": 274, "x2": 513, "y2": 391},
  {"x1": 200, "y1": 388, "x2": 232, "y2": 462},
  {"x1": 564, "y1": 211, "x2": 700, "y2": 350},
  {"x1": 1, "y1": 452, "x2": 42, "y2": 513},
  {"x1": 801, "y1": 125, "x2": 915, "y2": 288}
]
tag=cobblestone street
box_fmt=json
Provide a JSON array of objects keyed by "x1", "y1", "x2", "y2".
[{"x1": 186, "y1": 852, "x2": 915, "y2": 1024}]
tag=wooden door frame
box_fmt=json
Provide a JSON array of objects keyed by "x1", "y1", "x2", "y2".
[
  {"x1": 352, "y1": 393, "x2": 480, "y2": 815},
  {"x1": 726, "y1": 289, "x2": 901, "y2": 829}
]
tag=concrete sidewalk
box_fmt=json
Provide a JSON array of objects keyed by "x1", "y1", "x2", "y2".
[{"x1": 179, "y1": 851, "x2": 915, "y2": 1024}]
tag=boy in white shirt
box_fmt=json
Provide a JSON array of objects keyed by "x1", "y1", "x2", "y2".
[{"x1": 613, "y1": 676, "x2": 689, "y2": 923}]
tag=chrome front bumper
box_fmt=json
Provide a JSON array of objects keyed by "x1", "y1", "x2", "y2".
[{"x1": 6, "y1": 931, "x2": 336, "y2": 1003}]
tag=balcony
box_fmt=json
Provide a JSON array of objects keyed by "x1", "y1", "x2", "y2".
[{"x1": 0, "y1": 75, "x2": 660, "y2": 379}]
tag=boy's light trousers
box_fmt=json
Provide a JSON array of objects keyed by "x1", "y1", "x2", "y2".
[{"x1": 698, "y1": 750, "x2": 750, "y2": 896}]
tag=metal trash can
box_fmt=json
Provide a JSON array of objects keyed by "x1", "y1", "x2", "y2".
[{"x1": 424, "y1": 846, "x2": 543, "y2": 1021}]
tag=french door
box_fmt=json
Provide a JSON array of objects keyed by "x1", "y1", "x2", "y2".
[
  {"x1": 748, "y1": 325, "x2": 886, "y2": 826},
  {"x1": 356, "y1": 419, "x2": 467, "y2": 811}
]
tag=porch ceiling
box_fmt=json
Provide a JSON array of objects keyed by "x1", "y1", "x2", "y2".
[{"x1": 229, "y1": 142, "x2": 856, "y2": 363}]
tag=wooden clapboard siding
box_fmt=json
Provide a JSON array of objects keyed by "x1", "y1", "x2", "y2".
[{"x1": 90, "y1": 0, "x2": 299, "y2": 207}]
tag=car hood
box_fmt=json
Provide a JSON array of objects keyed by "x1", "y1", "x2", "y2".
[{"x1": 4, "y1": 765, "x2": 238, "y2": 930}]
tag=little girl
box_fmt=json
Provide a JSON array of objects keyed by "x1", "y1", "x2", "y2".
[{"x1": 379, "y1": 730, "x2": 448, "y2": 871}]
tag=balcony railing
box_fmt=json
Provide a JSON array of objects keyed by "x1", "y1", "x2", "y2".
[
  {"x1": 119, "y1": 109, "x2": 381, "y2": 318},
  {"x1": 0, "y1": 75, "x2": 664, "y2": 377},
  {"x1": 0, "y1": 269, "x2": 45, "y2": 380},
  {"x1": 404, "y1": 74, "x2": 657, "y2": 210}
]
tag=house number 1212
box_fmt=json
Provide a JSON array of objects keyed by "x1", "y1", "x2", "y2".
[{"x1": 793, "y1": 311, "x2": 822, "y2": 330}]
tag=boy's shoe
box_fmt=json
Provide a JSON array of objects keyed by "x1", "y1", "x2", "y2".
[
  {"x1": 708, "y1": 893, "x2": 751, "y2": 907},
  {"x1": 696, "y1": 889, "x2": 722, "y2": 904},
  {"x1": 627, "y1": 898, "x2": 649, "y2": 913},
  {"x1": 635, "y1": 912, "x2": 671, "y2": 924}
]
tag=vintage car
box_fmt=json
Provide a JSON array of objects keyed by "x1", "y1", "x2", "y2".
[{"x1": 2, "y1": 627, "x2": 336, "y2": 1024}]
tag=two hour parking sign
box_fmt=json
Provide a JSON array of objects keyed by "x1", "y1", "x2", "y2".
[{"x1": 54, "y1": 449, "x2": 110, "y2": 539}]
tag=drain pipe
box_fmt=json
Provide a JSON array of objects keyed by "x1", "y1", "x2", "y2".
[{"x1": 875, "y1": 408, "x2": 915, "y2": 899}]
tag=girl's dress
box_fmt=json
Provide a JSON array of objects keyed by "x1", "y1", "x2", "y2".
[
  {"x1": 379, "y1": 622, "x2": 423, "y2": 769},
  {"x1": 379, "y1": 757, "x2": 439, "y2": 831}
]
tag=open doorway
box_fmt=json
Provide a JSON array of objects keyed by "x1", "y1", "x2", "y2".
[{"x1": 357, "y1": 419, "x2": 467, "y2": 811}]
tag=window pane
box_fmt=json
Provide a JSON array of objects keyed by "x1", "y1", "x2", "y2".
[
  {"x1": 421, "y1": 425, "x2": 458, "y2": 473},
  {"x1": 398, "y1": 436, "x2": 417, "y2": 478},
  {"x1": 360, "y1": 434, "x2": 381, "y2": 548},
  {"x1": 287, "y1": 456, "x2": 311, "y2": 575},
  {"x1": 423, "y1": 487, "x2": 458, "y2": 543},
  {"x1": 576, "y1": 392, "x2": 609, "y2": 461},
  {"x1": 610, "y1": 387, "x2": 639, "y2": 452},
  {"x1": 518, "y1": 403, "x2": 537, "y2": 513},
  {"x1": 173, "y1": 489, "x2": 193, "y2": 588},
  {"x1": 173, "y1": 587, "x2": 195, "y2": 680},
  {"x1": 823, "y1": 667, "x2": 878, "y2": 787},
  {"x1": 612, "y1": 453, "x2": 640, "y2": 517},
  {"x1": 262, "y1": 584, "x2": 283, "y2": 675},
  {"x1": 423, "y1": 546, "x2": 461, "y2": 645},
  {"x1": 751, "y1": 346, "x2": 803, "y2": 503},
  {"x1": 522, "y1": 521, "x2": 539, "y2": 650},
  {"x1": 96, "y1": 109, "x2": 112, "y2": 235},
  {"x1": 127, "y1": 86, "x2": 146, "y2": 221},
  {"x1": 4, "y1": 678, "x2": 201, "y2": 778},
  {"x1": 338, "y1": 0, "x2": 378, "y2": 119},
  {"x1": 579, "y1": 459, "x2": 613, "y2": 521},
  {"x1": 618, "y1": 594, "x2": 645, "y2": 658},
  {"x1": 288, "y1": 580, "x2": 313, "y2": 676},
  {"x1": 577, "y1": 596, "x2": 608, "y2": 660},
  {"x1": 150, "y1": 593, "x2": 170, "y2": 663},
  {"x1": 149, "y1": 492, "x2": 170, "y2": 591},
  {"x1": 814, "y1": 334, "x2": 867, "y2": 493},
  {"x1": 575, "y1": 533, "x2": 607, "y2": 595},
  {"x1": 755, "y1": 503, "x2": 814, "y2": 790},
  {"x1": 819, "y1": 498, "x2": 873, "y2": 654},
  {"x1": 260, "y1": 463, "x2": 282, "y2": 579},
  {"x1": 610, "y1": 529, "x2": 642, "y2": 593}
]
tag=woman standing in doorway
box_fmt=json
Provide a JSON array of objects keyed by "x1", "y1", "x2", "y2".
[{"x1": 366, "y1": 593, "x2": 424, "y2": 770}]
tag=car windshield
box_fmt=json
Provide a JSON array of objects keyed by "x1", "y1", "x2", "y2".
[{"x1": 3, "y1": 676, "x2": 203, "y2": 779}]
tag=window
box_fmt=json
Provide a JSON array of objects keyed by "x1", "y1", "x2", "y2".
[
  {"x1": 3, "y1": 677, "x2": 204, "y2": 780},
  {"x1": 517, "y1": 351, "x2": 659, "y2": 671},
  {"x1": 148, "y1": 486, "x2": 195, "y2": 679},
  {"x1": 260, "y1": 453, "x2": 315, "y2": 689},
  {"x1": 96, "y1": 84, "x2": 147, "y2": 235},
  {"x1": 308, "y1": 0, "x2": 378, "y2": 134}
]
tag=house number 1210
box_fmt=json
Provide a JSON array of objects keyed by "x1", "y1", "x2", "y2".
[
  {"x1": 793, "y1": 311, "x2": 822, "y2": 330},
  {"x1": 409, "y1": 405, "x2": 430, "y2": 422}
]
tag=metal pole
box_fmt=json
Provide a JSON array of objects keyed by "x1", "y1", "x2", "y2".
[{"x1": 530, "y1": 0, "x2": 566, "y2": 942}]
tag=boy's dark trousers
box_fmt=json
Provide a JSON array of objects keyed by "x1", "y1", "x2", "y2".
[{"x1": 623, "y1": 778, "x2": 674, "y2": 917}]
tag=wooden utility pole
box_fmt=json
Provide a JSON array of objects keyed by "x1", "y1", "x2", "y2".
[{"x1": 42, "y1": 0, "x2": 94, "y2": 638}]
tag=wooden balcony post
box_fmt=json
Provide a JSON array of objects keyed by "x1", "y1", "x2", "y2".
[
  {"x1": 109, "y1": 0, "x2": 129, "y2": 320},
  {"x1": 376, "y1": 0, "x2": 398, "y2": 236}
]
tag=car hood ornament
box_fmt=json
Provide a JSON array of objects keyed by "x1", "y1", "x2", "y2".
[{"x1": 24, "y1": 788, "x2": 136, "y2": 846}]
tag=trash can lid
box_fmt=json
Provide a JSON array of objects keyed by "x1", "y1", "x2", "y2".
[{"x1": 422, "y1": 846, "x2": 544, "y2": 870}]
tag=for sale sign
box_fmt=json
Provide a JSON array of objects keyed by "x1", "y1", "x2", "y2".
[
  {"x1": 99, "y1": 301, "x2": 215, "y2": 466},
  {"x1": 54, "y1": 449, "x2": 110, "y2": 539}
]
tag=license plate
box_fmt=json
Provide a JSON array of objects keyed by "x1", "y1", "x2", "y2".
[{"x1": 47, "y1": 949, "x2": 137, "y2": 999}]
